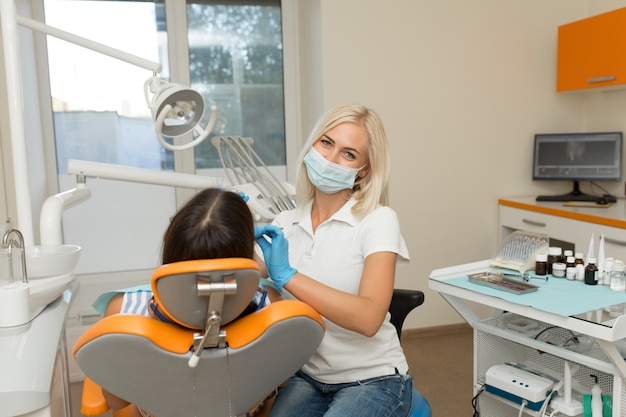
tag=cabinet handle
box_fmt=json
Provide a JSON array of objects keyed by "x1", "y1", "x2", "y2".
[
  {"x1": 604, "y1": 236, "x2": 626, "y2": 247},
  {"x1": 522, "y1": 218, "x2": 546, "y2": 227},
  {"x1": 587, "y1": 75, "x2": 616, "y2": 84}
]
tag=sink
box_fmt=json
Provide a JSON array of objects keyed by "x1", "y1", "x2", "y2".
[
  {"x1": 0, "y1": 245, "x2": 81, "y2": 328},
  {"x1": 26, "y1": 244, "x2": 81, "y2": 278}
]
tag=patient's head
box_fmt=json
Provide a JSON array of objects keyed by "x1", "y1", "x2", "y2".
[{"x1": 162, "y1": 188, "x2": 254, "y2": 264}]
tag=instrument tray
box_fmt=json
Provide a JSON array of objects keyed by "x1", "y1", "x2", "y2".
[{"x1": 468, "y1": 272, "x2": 539, "y2": 295}]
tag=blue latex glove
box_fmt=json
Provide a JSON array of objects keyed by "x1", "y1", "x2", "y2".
[
  {"x1": 236, "y1": 191, "x2": 249, "y2": 202},
  {"x1": 254, "y1": 225, "x2": 297, "y2": 291},
  {"x1": 221, "y1": 187, "x2": 249, "y2": 202}
]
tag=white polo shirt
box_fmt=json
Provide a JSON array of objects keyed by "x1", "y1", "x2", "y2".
[{"x1": 272, "y1": 199, "x2": 410, "y2": 384}]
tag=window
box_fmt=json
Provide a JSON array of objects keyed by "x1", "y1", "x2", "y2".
[
  {"x1": 186, "y1": 1, "x2": 286, "y2": 169},
  {"x1": 43, "y1": 0, "x2": 288, "y2": 274},
  {"x1": 45, "y1": 1, "x2": 167, "y2": 172}
]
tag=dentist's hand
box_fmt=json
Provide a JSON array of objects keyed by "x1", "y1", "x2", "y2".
[
  {"x1": 235, "y1": 191, "x2": 249, "y2": 202},
  {"x1": 254, "y1": 225, "x2": 297, "y2": 291},
  {"x1": 221, "y1": 187, "x2": 249, "y2": 202}
]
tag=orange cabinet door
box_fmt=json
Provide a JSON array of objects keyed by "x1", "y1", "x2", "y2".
[{"x1": 557, "y1": 7, "x2": 626, "y2": 92}]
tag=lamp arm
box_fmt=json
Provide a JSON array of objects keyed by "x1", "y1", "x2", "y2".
[
  {"x1": 16, "y1": 15, "x2": 162, "y2": 74},
  {"x1": 19, "y1": 14, "x2": 218, "y2": 153},
  {"x1": 66, "y1": 159, "x2": 227, "y2": 189},
  {"x1": 155, "y1": 105, "x2": 218, "y2": 152}
]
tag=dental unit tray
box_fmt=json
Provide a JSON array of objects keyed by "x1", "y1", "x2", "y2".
[
  {"x1": 468, "y1": 272, "x2": 539, "y2": 295},
  {"x1": 490, "y1": 230, "x2": 549, "y2": 273}
]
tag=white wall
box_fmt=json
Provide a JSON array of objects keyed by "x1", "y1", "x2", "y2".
[{"x1": 314, "y1": 0, "x2": 626, "y2": 328}]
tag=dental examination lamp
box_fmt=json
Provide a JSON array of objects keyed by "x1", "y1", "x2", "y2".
[
  {"x1": 0, "y1": 2, "x2": 217, "y2": 246},
  {"x1": 16, "y1": 15, "x2": 218, "y2": 152}
]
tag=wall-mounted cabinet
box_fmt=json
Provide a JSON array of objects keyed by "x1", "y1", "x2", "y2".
[{"x1": 557, "y1": 7, "x2": 626, "y2": 92}]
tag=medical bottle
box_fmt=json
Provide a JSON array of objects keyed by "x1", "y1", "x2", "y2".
[
  {"x1": 575, "y1": 252, "x2": 585, "y2": 281},
  {"x1": 535, "y1": 253, "x2": 548, "y2": 275},
  {"x1": 584, "y1": 258, "x2": 598, "y2": 285},
  {"x1": 547, "y1": 247, "x2": 562, "y2": 274},
  {"x1": 564, "y1": 249, "x2": 573, "y2": 261},
  {"x1": 565, "y1": 256, "x2": 576, "y2": 281},
  {"x1": 552, "y1": 262, "x2": 566, "y2": 278},
  {"x1": 602, "y1": 258, "x2": 614, "y2": 286},
  {"x1": 609, "y1": 260, "x2": 626, "y2": 292}
]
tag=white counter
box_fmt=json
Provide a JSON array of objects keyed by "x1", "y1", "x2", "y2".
[{"x1": 0, "y1": 282, "x2": 77, "y2": 417}]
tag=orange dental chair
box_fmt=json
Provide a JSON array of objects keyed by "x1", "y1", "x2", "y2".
[
  {"x1": 73, "y1": 258, "x2": 431, "y2": 417},
  {"x1": 73, "y1": 258, "x2": 326, "y2": 417}
]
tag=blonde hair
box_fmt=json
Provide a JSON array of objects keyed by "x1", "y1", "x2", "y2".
[{"x1": 295, "y1": 104, "x2": 390, "y2": 217}]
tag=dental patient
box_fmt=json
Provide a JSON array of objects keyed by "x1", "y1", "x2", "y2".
[{"x1": 91, "y1": 188, "x2": 280, "y2": 417}]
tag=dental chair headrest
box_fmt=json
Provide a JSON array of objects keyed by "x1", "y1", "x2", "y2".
[{"x1": 151, "y1": 258, "x2": 260, "y2": 330}]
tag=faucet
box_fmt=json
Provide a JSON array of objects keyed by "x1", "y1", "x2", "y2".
[{"x1": 2, "y1": 229, "x2": 27, "y2": 283}]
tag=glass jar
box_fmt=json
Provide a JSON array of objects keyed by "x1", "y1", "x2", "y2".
[
  {"x1": 552, "y1": 262, "x2": 566, "y2": 278},
  {"x1": 602, "y1": 258, "x2": 614, "y2": 286},
  {"x1": 610, "y1": 260, "x2": 626, "y2": 292},
  {"x1": 0, "y1": 245, "x2": 24, "y2": 287}
]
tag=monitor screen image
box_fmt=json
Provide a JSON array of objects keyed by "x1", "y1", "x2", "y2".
[
  {"x1": 533, "y1": 132, "x2": 622, "y2": 181},
  {"x1": 532, "y1": 131, "x2": 622, "y2": 202}
]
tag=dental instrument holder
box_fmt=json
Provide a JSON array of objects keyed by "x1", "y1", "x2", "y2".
[
  {"x1": 549, "y1": 362, "x2": 584, "y2": 416},
  {"x1": 491, "y1": 230, "x2": 549, "y2": 273},
  {"x1": 212, "y1": 136, "x2": 296, "y2": 223}
]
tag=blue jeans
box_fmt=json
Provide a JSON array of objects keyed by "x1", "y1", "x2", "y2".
[{"x1": 267, "y1": 370, "x2": 413, "y2": 417}]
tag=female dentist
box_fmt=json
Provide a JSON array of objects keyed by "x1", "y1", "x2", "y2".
[{"x1": 255, "y1": 104, "x2": 413, "y2": 417}]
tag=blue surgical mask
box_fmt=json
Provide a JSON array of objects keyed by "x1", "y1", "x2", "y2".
[{"x1": 303, "y1": 147, "x2": 363, "y2": 194}]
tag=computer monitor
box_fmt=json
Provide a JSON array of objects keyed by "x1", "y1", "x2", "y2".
[{"x1": 533, "y1": 131, "x2": 622, "y2": 202}]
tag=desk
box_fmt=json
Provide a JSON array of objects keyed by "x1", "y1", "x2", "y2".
[{"x1": 430, "y1": 260, "x2": 626, "y2": 417}]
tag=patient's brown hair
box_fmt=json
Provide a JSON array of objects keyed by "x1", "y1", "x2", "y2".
[{"x1": 162, "y1": 188, "x2": 254, "y2": 264}]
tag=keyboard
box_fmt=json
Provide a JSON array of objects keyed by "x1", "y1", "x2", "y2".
[{"x1": 536, "y1": 194, "x2": 617, "y2": 203}]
